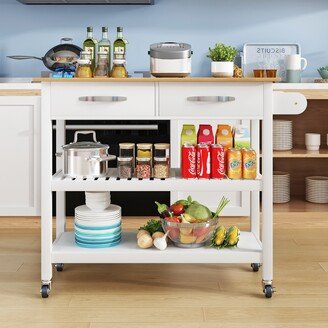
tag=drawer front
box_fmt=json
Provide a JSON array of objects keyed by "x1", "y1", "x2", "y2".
[
  {"x1": 159, "y1": 83, "x2": 263, "y2": 118},
  {"x1": 51, "y1": 83, "x2": 155, "y2": 119}
]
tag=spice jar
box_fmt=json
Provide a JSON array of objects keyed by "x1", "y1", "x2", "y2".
[
  {"x1": 154, "y1": 143, "x2": 170, "y2": 159},
  {"x1": 119, "y1": 143, "x2": 135, "y2": 158},
  {"x1": 154, "y1": 157, "x2": 170, "y2": 179},
  {"x1": 76, "y1": 51, "x2": 93, "y2": 78},
  {"x1": 94, "y1": 51, "x2": 109, "y2": 77},
  {"x1": 136, "y1": 157, "x2": 151, "y2": 179},
  {"x1": 137, "y1": 143, "x2": 152, "y2": 158},
  {"x1": 119, "y1": 143, "x2": 135, "y2": 169},
  {"x1": 117, "y1": 157, "x2": 133, "y2": 179},
  {"x1": 110, "y1": 59, "x2": 127, "y2": 78}
]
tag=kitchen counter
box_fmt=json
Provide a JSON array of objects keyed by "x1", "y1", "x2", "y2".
[
  {"x1": 0, "y1": 82, "x2": 40, "y2": 96},
  {"x1": 32, "y1": 77, "x2": 280, "y2": 83}
]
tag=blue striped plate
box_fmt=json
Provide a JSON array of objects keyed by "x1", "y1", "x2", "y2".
[
  {"x1": 74, "y1": 230, "x2": 121, "y2": 240},
  {"x1": 75, "y1": 225, "x2": 121, "y2": 235},
  {"x1": 75, "y1": 237, "x2": 121, "y2": 248}
]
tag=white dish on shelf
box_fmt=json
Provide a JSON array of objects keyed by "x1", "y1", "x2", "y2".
[
  {"x1": 76, "y1": 204, "x2": 121, "y2": 214},
  {"x1": 75, "y1": 219, "x2": 121, "y2": 229}
]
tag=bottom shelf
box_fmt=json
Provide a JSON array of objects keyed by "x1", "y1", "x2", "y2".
[{"x1": 52, "y1": 231, "x2": 262, "y2": 264}]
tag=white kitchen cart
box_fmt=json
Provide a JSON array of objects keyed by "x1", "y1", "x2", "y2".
[{"x1": 37, "y1": 77, "x2": 306, "y2": 299}]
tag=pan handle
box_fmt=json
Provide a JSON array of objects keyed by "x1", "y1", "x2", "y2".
[
  {"x1": 86, "y1": 155, "x2": 116, "y2": 163},
  {"x1": 7, "y1": 55, "x2": 43, "y2": 61}
]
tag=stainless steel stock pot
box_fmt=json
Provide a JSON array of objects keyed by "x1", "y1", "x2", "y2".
[{"x1": 58, "y1": 130, "x2": 116, "y2": 178}]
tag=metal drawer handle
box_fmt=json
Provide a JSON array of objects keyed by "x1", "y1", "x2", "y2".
[
  {"x1": 187, "y1": 96, "x2": 236, "y2": 103},
  {"x1": 78, "y1": 96, "x2": 127, "y2": 102}
]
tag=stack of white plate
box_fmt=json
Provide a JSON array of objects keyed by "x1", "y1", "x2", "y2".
[
  {"x1": 306, "y1": 176, "x2": 328, "y2": 204},
  {"x1": 85, "y1": 192, "x2": 111, "y2": 211},
  {"x1": 74, "y1": 204, "x2": 122, "y2": 248},
  {"x1": 273, "y1": 171, "x2": 290, "y2": 203},
  {"x1": 273, "y1": 120, "x2": 293, "y2": 150}
]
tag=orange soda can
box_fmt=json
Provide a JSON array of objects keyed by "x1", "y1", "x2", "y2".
[
  {"x1": 227, "y1": 148, "x2": 242, "y2": 179},
  {"x1": 242, "y1": 148, "x2": 257, "y2": 179}
]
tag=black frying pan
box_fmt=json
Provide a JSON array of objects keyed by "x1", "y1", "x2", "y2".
[{"x1": 8, "y1": 38, "x2": 83, "y2": 71}]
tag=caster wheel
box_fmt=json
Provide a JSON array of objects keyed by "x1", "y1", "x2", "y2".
[
  {"x1": 55, "y1": 263, "x2": 64, "y2": 272},
  {"x1": 251, "y1": 263, "x2": 261, "y2": 272},
  {"x1": 264, "y1": 285, "x2": 274, "y2": 298},
  {"x1": 40, "y1": 285, "x2": 50, "y2": 298}
]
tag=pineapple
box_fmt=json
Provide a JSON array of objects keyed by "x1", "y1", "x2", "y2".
[
  {"x1": 225, "y1": 226, "x2": 240, "y2": 247},
  {"x1": 211, "y1": 225, "x2": 227, "y2": 248}
]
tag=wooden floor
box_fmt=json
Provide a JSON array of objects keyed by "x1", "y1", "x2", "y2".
[{"x1": 0, "y1": 215, "x2": 327, "y2": 327}]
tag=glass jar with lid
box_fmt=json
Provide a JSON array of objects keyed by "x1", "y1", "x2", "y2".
[
  {"x1": 117, "y1": 157, "x2": 133, "y2": 179},
  {"x1": 119, "y1": 143, "x2": 135, "y2": 158},
  {"x1": 119, "y1": 143, "x2": 135, "y2": 169},
  {"x1": 154, "y1": 157, "x2": 170, "y2": 179},
  {"x1": 137, "y1": 143, "x2": 152, "y2": 158},
  {"x1": 136, "y1": 157, "x2": 151, "y2": 179},
  {"x1": 154, "y1": 143, "x2": 170, "y2": 159},
  {"x1": 110, "y1": 59, "x2": 127, "y2": 78},
  {"x1": 94, "y1": 51, "x2": 109, "y2": 77},
  {"x1": 76, "y1": 51, "x2": 93, "y2": 78}
]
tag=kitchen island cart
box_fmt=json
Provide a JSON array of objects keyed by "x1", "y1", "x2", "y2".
[{"x1": 37, "y1": 77, "x2": 307, "y2": 298}]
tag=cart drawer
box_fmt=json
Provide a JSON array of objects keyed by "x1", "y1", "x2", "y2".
[
  {"x1": 159, "y1": 83, "x2": 263, "y2": 119},
  {"x1": 51, "y1": 83, "x2": 155, "y2": 119}
]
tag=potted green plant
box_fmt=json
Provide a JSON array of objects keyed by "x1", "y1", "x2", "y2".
[{"x1": 207, "y1": 43, "x2": 237, "y2": 77}]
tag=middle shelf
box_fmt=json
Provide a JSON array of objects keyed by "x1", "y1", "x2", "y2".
[{"x1": 52, "y1": 169, "x2": 262, "y2": 192}]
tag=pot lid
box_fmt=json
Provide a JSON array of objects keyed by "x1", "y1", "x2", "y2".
[
  {"x1": 62, "y1": 141, "x2": 109, "y2": 150},
  {"x1": 149, "y1": 42, "x2": 192, "y2": 59}
]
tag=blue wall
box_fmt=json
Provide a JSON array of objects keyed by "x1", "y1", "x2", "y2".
[{"x1": 1, "y1": 0, "x2": 327, "y2": 77}]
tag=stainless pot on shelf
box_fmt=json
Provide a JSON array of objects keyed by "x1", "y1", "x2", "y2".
[{"x1": 57, "y1": 130, "x2": 116, "y2": 178}]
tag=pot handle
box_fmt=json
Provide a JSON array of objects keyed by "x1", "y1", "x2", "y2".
[
  {"x1": 60, "y1": 37, "x2": 73, "y2": 44},
  {"x1": 74, "y1": 130, "x2": 98, "y2": 143},
  {"x1": 87, "y1": 155, "x2": 117, "y2": 162}
]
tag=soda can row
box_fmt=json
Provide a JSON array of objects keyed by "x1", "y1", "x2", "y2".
[
  {"x1": 181, "y1": 143, "x2": 225, "y2": 179},
  {"x1": 182, "y1": 144, "x2": 257, "y2": 180},
  {"x1": 227, "y1": 148, "x2": 257, "y2": 180}
]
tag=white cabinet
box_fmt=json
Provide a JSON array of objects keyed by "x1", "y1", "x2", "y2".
[{"x1": 0, "y1": 96, "x2": 40, "y2": 216}]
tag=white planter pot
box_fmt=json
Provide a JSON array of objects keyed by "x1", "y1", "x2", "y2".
[{"x1": 211, "y1": 61, "x2": 234, "y2": 77}]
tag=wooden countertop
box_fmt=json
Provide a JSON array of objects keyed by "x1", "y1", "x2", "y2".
[{"x1": 32, "y1": 77, "x2": 280, "y2": 83}]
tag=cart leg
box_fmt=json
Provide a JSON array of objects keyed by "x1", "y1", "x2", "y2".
[
  {"x1": 250, "y1": 119, "x2": 260, "y2": 239},
  {"x1": 41, "y1": 85, "x2": 53, "y2": 298},
  {"x1": 250, "y1": 119, "x2": 261, "y2": 272},
  {"x1": 261, "y1": 84, "x2": 274, "y2": 298},
  {"x1": 56, "y1": 120, "x2": 66, "y2": 238}
]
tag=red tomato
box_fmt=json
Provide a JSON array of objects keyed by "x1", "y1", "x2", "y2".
[
  {"x1": 169, "y1": 204, "x2": 185, "y2": 216},
  {"x1": 165, "y1": 216, "x2": 181, "y2": 223},
  {"x1": 167, "y1": 227, "x2": 180, "y2": 239},
  {"x1": 193, "y1": 227, "x2": 210, "y2": 237}
]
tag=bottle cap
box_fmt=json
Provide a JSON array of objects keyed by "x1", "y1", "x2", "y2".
[
  {"x1": 117, "y1": 27, "x2": 123, "y2": 32},
  {"x1": 87, "y1": 27, "x2": 93, "y2": 32},
  {"x1": 113, "y1": 59, "x2": 126, "y2": 65},
  {"x1": 102, "y1": 27, "x2": 108, "y2": 32}
]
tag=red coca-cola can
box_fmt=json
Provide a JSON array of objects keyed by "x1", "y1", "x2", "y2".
[
  {"x1": 181, "y1": 144, "x2": 197, "y2": 179},
  {"x1": 196, "y1": 143, "x2": 211, "y2": 179},
  {"x1": 211, "y1": 144, "x2": 226, "y2": 179}
]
